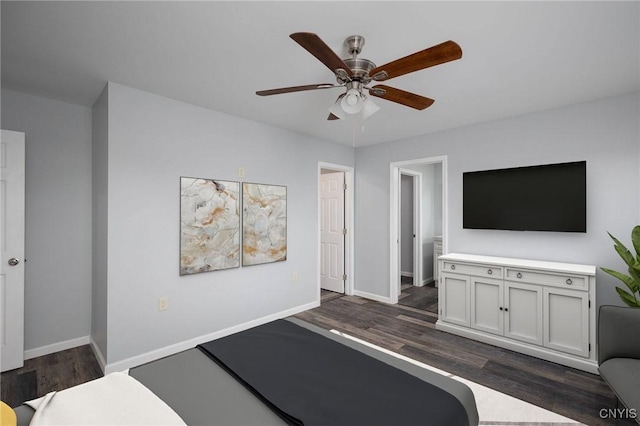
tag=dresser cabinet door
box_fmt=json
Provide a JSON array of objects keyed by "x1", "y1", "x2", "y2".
[
  {"x1": 470, "y1": 277, "x2": 504, "y2": 336},
  {"x1": 504, "y1": 281, "x2": 543, "y2": 346},
  {"x1": 440, "y1": 273, "x2": 470, "y2": 327},
  {"x1": 543, "y1": 287, "x2": 589, "y2": 357}
]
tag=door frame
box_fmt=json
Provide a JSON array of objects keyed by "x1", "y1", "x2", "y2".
[
  {"x1": 389, "y1": 156, "x2": 448, "y2": 304},
  {"x1": 1, "y1": 129, "x2": 26, "y2": 372},
  {"x1": 398, "y1": 168, "x2": 422, "y2": 295},
  {"x1": 318, "y1": 162, "x2": 354, "y2": 299}
]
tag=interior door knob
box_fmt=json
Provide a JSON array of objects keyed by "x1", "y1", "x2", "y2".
[{"x1": 8, "y1": 257, "x2": 20, "y2": 266}]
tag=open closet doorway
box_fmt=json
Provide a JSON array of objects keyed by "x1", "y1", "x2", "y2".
[
  {"x1": 399, "y1": 170, "x2": 422, "y2": 294},
  {"x1": 318, "y1": 162, "x2": 354, "y2": 304},
  {"x1": 390, "y1": 156, "x2": 446, "y2": 310}
]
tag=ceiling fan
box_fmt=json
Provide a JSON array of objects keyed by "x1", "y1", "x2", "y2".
[{"x1": 256, "y1": 32, "x2": 462, "y2": 121}]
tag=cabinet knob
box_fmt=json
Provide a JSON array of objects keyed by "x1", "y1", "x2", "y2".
[
  {"x1": 487, "y1": 269, "x2": 493, "y2": 275},
  {"x1": 566, "y1": 278, "x2": 572, "y2": 285},
  {"x1": 499, "y1": 307, "x2": 503, "y2": 311},
  {"x1": 516, "y1": 272, "x2": 522, "y2": 279},
  {"x1": 450, "y1": 264, "x2": 456, "y2": 270},
  {"x1": 504, "y1": 307, "x2": 509, "y2": 312}
]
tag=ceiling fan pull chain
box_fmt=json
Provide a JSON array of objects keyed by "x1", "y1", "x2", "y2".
[{"x1": 352, "y1": 116, "x2": 356, "y2": 148}]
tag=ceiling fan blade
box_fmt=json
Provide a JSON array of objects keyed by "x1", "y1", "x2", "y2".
[
  {"x1": 369, "y1": 40, "x2": 462, "y2": 81},
  {"x1": 256, "y1": 83, "x2": 338, "y2": 96},
  {"x1": 327, "y1": 113, "x2": 341, "y2": 120},
  {"x1": 369, "y1": 85, "x2": 435, "y2": 110},
  {"x1": 290, "y1": 32, "x2": 354, "y2": 77}
]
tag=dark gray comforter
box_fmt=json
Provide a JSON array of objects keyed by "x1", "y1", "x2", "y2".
[{"x1": 15, "y1": 318, "x2": 479, "y2": 426}]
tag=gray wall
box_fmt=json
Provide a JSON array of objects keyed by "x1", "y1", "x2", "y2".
[
  {"x1": 99, "y1": 83, "x2": 354, "y2": 365},
  {"x1": 1, "y1": 88, "x2": 93, "y2": 351},
  {"x1": 91, "y1": 86, "x2": 108, "y2": 359},
  {"x1": 434, "y1": 163, "x2": 443, "y2": 237},
  {"x1": 400, "y1": 175, "x2": 413, "y2": 275},
  {"x1": 355, "y1": 92, "x2": 640, "y2": 307}
]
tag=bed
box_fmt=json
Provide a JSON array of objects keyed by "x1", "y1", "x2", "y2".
[{"x1": 15, "y1": 318, "x2": 479, "y2": 426}]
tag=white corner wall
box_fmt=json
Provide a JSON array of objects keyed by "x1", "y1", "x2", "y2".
[
  {"x1": 99, "y1": 83, "x2": 354, "y2": 368},
  {"x1": 355, "y1": 92, "x2": 640, "y2": 307},
  {"x1": 1, "y1": 88, "x2": 93, "y2": 353},
  {"x1": 91, "y1": 85, "x2": 109, "y2": 362}
]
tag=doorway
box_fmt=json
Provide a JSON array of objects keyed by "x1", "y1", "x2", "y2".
[
  {"x1": 318, "y1": 162, "x2": 354, "y2": 303},
  {"x1": 390, "y1": 156, "x2": 447, "y2": 307},
  {"x1": 398, "y1": 170, "x2": 422, "y2": 296}
]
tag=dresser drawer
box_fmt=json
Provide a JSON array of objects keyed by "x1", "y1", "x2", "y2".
[
  {"x1": 442, "y1": 261, "x2": 503, "y2": 279},
  {"x1": 505, "y1": 268, "x2": 587, "y2": 290}
]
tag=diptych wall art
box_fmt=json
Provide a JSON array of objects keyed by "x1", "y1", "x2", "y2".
[
  {"x1": 180, "y1": 177, "x2": 240, "y2": 275},
  {"x1": 242, "y1": 182, "x2": 287, "y2": 266}
]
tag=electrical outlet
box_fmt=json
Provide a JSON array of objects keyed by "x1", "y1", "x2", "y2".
[
  {"x1": 158, "y1": 297, "x2": 168, "y2": 311},
  {"x1": 238, "y1": 167, "x2": 245, "y2": 178},
  {"x1": 292, "y1": 272, "x2": 298, "y2": 282}
]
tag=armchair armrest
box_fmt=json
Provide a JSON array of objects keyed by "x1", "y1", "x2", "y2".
[{"x1": 598, "y1": 305, "x2": 640, "y2": 365}]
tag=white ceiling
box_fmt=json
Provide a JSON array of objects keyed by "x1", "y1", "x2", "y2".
[{"x1": 2, "y1": 1, "x2": 639, "y2": 146}]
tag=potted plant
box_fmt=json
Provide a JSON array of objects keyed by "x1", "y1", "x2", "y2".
[{"x1": 601, "y1": 225, "x2": 640, "y2": 307}]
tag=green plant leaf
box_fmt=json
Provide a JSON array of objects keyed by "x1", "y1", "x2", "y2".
[
  {"x1": 606, "y1": 229, "x2": 640, "y2": 306},
  {"x1": 601, "y1": 267, "x2": 636, "y2": 289},
  {"x1": 632, "y1": 225, "x2": 640, "y2": 261},
  {"x1": 615, "y1": 287, "x2": 640, "y2": 307},
  {"x1": 627, "y1": 266, "x2": 640, "y2": 293},
  {"x1": 608, "y1": 232, "x2": 636, "y2": 266}
]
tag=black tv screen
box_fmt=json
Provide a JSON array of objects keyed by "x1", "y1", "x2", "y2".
[{"x1": 463, "y1": 161, "x2": 586, "y2": 232}]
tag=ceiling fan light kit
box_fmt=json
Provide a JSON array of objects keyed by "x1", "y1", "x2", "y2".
[
  {"x1": 361, "y1": 96, "x2": 380, "y2": 120},
  {"x1": 328, "y1": 95, "x2": 346, "y2": 120},
  {"x1": 256, "y1": 32, "x2": 462, "y2": 121}
]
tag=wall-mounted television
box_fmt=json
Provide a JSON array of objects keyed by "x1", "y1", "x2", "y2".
[{"x1": 463, "y1": 161, "x2": 586, "y2": 232}]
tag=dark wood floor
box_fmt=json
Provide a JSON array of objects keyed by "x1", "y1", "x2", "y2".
[
  {"x1": 301, "y1": 288, "x2": 622, "y2": 426},
  {"x1": 1, "y1": 344, "x2": 103, "y2": 408},
  {"x1": 1, "y1": 288, "x2": 624, "y2": 425},
  {"x1": 398, "y1": 278, "x2": 438, "y2": 313}
]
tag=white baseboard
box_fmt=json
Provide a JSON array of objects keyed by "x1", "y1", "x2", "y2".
[
  {"x1": 353, "y1": 290, "x2": 392, "y2": 304},
  {"x1": 417, "y1": 276, "x2": 434, "y2": 287},
  {"x1": 24, "y1": 335, "x2": 91, "y2": 360},
  {"x1": 90, "y1": 337, "x2": 107, "y2": 373},
  {"x1": 102, "y1": 300, "x2": 320, "y2": 375},
  {"x1": 400, "y1": 271, "x2": 413, "y2": 277}
]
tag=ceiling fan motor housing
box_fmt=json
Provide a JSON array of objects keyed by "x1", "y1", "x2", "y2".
[
  {"x1": 343, "y1": 58, "x2": 376, "y2": 77},
  {"x1": 335, "y1": 35, "x2": 377, "y2": 85}
]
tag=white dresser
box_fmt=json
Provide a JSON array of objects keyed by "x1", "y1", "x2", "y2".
[
  {"x1": 437, "y1": 253, "x2": 597, "y2": 373},
  {"x1": 432, "y1": 236, "x2": 443, "y2": 286}
]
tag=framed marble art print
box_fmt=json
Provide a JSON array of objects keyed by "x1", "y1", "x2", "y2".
[
  {"x1": 180, "y1": 177, "x2": 240, "y2": 275},
  {"x1": 242, "y1": 182, "x2": 287, "y2": 266}
]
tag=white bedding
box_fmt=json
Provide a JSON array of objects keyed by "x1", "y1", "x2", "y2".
[{"x1": 26, "y1": 371, "x2": 186, "y2": 426}]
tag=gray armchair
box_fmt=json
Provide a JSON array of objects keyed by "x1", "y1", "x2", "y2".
[{"x1": 598, "y1": 305, "x2": 640, "y2": 424}]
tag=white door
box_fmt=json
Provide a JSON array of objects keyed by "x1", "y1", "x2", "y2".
[
  {"x1": 504, "y1": 281, "x2": 543, "y2": 346},
  {"x1": 1, "y1": 130, "x2": 26, "y2": 372},
  {"x1": 470, "y1": 277, "x2": 504, "y2": 336},
  {"x1": 543, "y1": 287, "x2": 589, "y2": 358},
  {"x1": 320, "y1": 171, "x2": 345, "y2": 293},
  {"x1": 439, "y1": 272, "x2": 470, "y2": 327}
]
